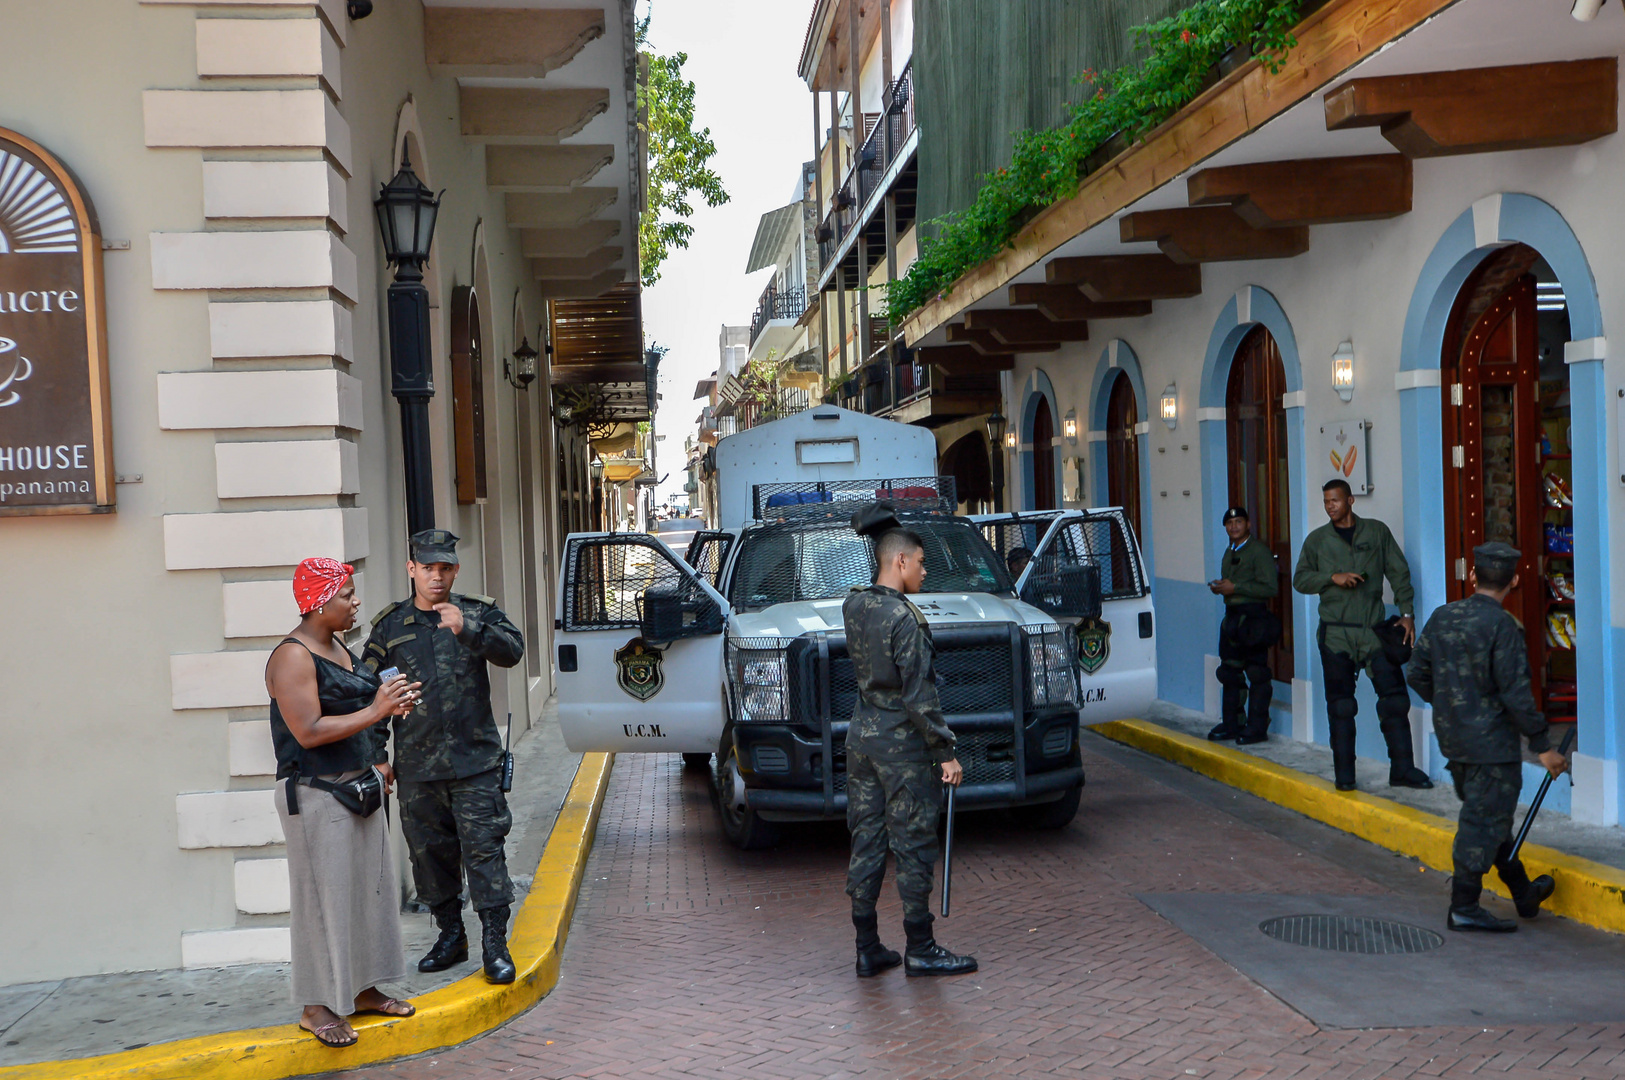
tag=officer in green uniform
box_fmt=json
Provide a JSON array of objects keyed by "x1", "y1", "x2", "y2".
[
  {"x1": 1207, "y1": 506, "x2": 1281, "y2": 744},
  {"x1": 1407, "y1": 542, "x2": 1567, "y2": 932},
  {"x1": 1293, "y1": 479, "x2": 1431, "y2": 791},
  {"x1": 362, "y1": 529, "x2": 526, "y2": 983},
  {"x1": 842, "y1": 505, "x2": 976, "y2": 978}
]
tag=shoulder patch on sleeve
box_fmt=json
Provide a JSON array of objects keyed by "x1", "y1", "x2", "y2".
[
  {"x1": 370, "y1": 599, "x2": 403, "y2": 627},
  {"x1": 462, "y1": 593, "x2": 496, "y2": 606}
]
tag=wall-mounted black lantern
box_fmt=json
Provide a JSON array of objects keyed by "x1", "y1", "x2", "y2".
[
  {"x1": 375, "y1": 149, "x2": 443, "y2": 536},
  {"x1": 506, "y1": 336, "x2": 539, "y2": 390},
  {"x1": 985, "y1": 408, "x2": 1007, "y2": 513}
]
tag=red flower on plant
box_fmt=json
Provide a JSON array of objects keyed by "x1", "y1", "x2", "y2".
[{"x1": 1181, "y1": 29, "x2": 1193, "y2": 43}]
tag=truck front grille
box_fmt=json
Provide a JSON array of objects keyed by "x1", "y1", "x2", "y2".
[
  {"x1": 830, "y1": 730, "x2": 1016, "y2": 792},
  {"x1": 826, "y1": 639, "x2": 1014, "y2": 719}
]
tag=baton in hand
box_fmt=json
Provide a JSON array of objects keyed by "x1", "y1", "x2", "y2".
[
  {"x1": 1506, "y1": 725, "x2": 1576, "y2": 863},
  {"x1": 941, "y1": 783, "x2": 956, "y2": 917}
]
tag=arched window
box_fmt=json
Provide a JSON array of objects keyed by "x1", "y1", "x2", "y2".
[
  {"x1": 1030, "y1": 397, "x2": 1057, "y2": 510},
  {"x1": 1226, "y1": 325, "x2": 1292, "y2": 681},
  {"x1": 1104, "y1": 370, "x2": 1141, "y2": 539}
]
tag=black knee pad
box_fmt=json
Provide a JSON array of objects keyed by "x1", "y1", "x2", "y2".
[
  {"x1": 1216, "y1": 664, "x2": 1247, "y2": 688},
  {"x1": 1377, "y1": 695, "x2": 1412, "y2": 724},
  {"x1": 1327, "y1": 697, "x2": 1357, "y2": 723}
]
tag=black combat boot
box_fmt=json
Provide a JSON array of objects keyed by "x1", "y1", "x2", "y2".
[
  {"x1": 479, "y1": 904, "x2": 516, "y2": 984},
  {"x1": 1206, "y1": 722, "x2": 1240, "y2": 742},
  {"x1": 852, "y1": 911, "x2": 901, "y2": 977},
  {"x1": 902, "y1": 917, "x2": 977, "y2": 977},
  {"x1": 417, "y1": 899, "x2": 469, "y2": 973},
  {"x1": 1495, "y1": 847, "x2": 1555, "y2": 919},
  {"x1": 1328, "y1": 703, "x2": 1359, "y2": 791},
  {"x1": 1447, "y1": 873, "x2": 1516, "y2": 933},
  {"x1": 1381, "y1": 716, "x2": 1433, "y2": 789}
]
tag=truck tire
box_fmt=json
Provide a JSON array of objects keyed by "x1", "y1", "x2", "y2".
[
  {"x1": 1010, "y1": 781, "x2": 1083, "y2": 830},
  {"x1": 682, "y1": 752, "x2": 712, "y2": 770},
  {"x1": 714, "y1": 735, "x2": 780, "y2": 850}
]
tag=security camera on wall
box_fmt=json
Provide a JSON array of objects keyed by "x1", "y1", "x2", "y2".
[
  {"x1": 348, "y1": 0, "x2": 374, "y2": 19},
  {"x1": 1573, "y1": 0, "x2": 1608, "y2": 21}
]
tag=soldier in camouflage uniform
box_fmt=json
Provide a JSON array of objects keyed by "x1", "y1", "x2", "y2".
[
  {"x1": 842, "y1": 505, "x2": 976, "y2": 978},
  {"x1": 1407, "y1": 542, "x2": 1567, "y2": 932},
  {"x1": 1293, "y1": 479, "x2": 1431, "y2": 791},
  {"x1": 363, "y1": 529, "x2": 526, "y2": 982},
  {"x1": 1207, "y1": 506, "x2": 1281, "y2": 744}
]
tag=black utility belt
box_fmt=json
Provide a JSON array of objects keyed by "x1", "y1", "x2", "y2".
[{"x1": 285, "y1": 767, "x2": 385, "y2": 818}]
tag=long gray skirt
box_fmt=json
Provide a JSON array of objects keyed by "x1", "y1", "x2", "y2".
[{"x1": 275, "y1": 775, "x2": 406, "y2": 1013}]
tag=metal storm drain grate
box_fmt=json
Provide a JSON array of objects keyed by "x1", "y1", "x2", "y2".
[{"x1": 1259, "y1": 914, "x2": 1445, "y2": 955}]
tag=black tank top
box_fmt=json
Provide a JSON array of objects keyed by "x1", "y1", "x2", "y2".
[{"x1": 268, "y1": 637, "x2": 382, "y2": 780}]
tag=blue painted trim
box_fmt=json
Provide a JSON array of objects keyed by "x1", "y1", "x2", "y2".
[
  {"x1": 1397, "y1": 193, "x2": 1615, "y2": 781},
  {"x1": 1084, "y1": 340, "x2": 1155, "y2": 578},
  {"x1": 1018, "y1": 368, "x2": 1062, "y2": 511},
  {"x1": 1196, "y1": 288, "x2": 1313, "y2": 705}
]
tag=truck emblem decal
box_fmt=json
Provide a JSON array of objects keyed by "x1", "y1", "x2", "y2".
[
  {"x1": 1076, "y1": 617, "x2": 1111, "y2": 675},
  {"x1": 615, "y1": 637, "x2": 664, "y2": 701}
]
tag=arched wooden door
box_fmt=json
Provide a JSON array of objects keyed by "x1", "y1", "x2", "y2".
[
  {"x1": 1031, "y1": 398, "x2": 1057, "y2": 510},
  {"x1": 1443, "y1": 251, "x2": 1569, "y2": 720},
  {"x1": 1226, "y1": 326, "x2": 1292, "y2": 682},
  {"x1": 1105, "y1": 370, "x2": 1142, "y2": 540}
]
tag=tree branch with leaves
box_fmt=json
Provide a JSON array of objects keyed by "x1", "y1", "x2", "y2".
[{"x1": 636, "y1": 13, "x2": 728, "y2": 286}]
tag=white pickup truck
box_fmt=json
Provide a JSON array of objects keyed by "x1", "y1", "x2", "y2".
[{"x1": 552, "y1": 407, "x2": 1156, "y2": 847}]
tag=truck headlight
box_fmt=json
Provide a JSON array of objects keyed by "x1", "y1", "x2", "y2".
[
  {"x1": 1024, "y1": 626, "x2": 1079, "y2": 708},
  {"x1": 731, "y1": 644, "x2": 789, "y2": 722}
]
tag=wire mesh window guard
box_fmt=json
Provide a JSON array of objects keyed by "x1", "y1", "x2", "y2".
[
  {"x1": 563, "y1": 536, "x2": 721, "y2": 640},
  {"x1": 684, "y1": 531, "x2": 735, "y2": 590},
  {"x1": 752, "y1": 476, "x2": 957, "y2": 521},
  {"x1": 726, "y1": 514, "x2": 1012, "y2": 612},
  {"x1": 979, "y1": 510, "x2": 1148, "y2": 601}
]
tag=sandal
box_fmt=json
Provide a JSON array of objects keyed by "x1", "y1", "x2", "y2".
[
  {"x1": 301, "y1": 1019, "x2": 358, "y2": 1048},
  {"x1": 354, "y1": 995, "x2": 416, "y2": 1018}
]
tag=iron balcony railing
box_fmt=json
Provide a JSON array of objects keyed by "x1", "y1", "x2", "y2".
[
  {"x1": 749, "y1": 283, "x2": 807, "y2": 345},
  {"x1": 818, "y1": 60, "x2": 915, "y2": 272}
]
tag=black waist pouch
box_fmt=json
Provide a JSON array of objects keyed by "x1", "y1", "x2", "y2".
[
  {"x1": 287, "y1": 767, "x2": 384, "y2": 818},
  {"x1": 1373, "y1": 615, "x2": 1413, "y2": 666}
]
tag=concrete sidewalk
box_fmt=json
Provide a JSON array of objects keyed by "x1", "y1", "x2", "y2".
[
  {"x1": 1141, "y1": 699, "x2": 1625, "y2": 871},
  {"x1": 0, "y1": 703, "x2": 582, "y2": 1069}
]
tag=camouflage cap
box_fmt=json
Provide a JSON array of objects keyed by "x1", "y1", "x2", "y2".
[
  {"x1": 851, "y1": 502, "x2": 902, "y2": 538},
  {"x1": 1472, "y1": 541, "x2": 1520, "y2": 578},
  {"x1": 409, "y1": 528, "x2": 461, "y2": 565}
]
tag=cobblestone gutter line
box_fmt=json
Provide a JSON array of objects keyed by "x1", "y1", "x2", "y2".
[
  {"x1": 1091, "y1": 719, "x2": 1625, "y2": 935},
  {"x1": 3, "y1": 753, "x2": 614, "y2": 1080}
]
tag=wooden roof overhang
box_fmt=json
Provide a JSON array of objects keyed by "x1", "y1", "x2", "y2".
[
  {"x1": 799, "y1": 0, "x2": 888, "y2": 92},
  {"x1": 549, "y1": 282, "x2": 653, "y2": 422},
  {"x1": 897, "y1": 0, "x2": 1478, "y2": 348}
]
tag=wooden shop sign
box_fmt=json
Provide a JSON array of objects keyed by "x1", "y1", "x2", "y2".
[{"x1": 0, "y1": 127, "x2": 113, "y2": 516}]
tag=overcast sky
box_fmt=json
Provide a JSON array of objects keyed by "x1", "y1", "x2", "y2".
[{"x1": 639, "y1": 0, "x2": 815, "y2": 503}]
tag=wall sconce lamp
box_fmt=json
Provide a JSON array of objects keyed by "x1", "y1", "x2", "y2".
[
  {"x1": 1063, "y1": 409, "x2": 1079, "y2": 444},
  {"x1": 505, "y1": 336, "x2": 539, "y2": 390},
  {"x1": 1332, "y1": 340, "x2": 1355, "y2": 402},
  {"x1": 1160, "y1": 383, "x2": 1178, "y2": 430},
  {"x1": 1005, "y1": 430, "x2": 1018, "y2": 450}
]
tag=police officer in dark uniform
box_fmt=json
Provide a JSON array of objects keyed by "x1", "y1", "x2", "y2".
[
  {"x1": 1407, "y1": 541, "x2": 1567, "y2": 932},
  {"x1": 842, "y1": 505, "x2": 976, "y2": 978},
  {"x1": 1207, "y1": 506, "x2": 1281, "y2": 744},
  {"x1": 363, "y1": 529, "x2": 526, "y2": 981}
]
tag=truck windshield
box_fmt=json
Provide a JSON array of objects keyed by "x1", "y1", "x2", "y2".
[{"x1": 728, "y1": 518, "x2": 1014, "y2": 610}]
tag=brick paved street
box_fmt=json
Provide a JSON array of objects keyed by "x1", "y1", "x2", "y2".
[{"x1": 340, "y1": 738, "x2": 1625, "y2": 1079}]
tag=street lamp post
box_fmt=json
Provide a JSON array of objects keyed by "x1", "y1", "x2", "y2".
[
  {"x1": 374, "y1": 150, "x2": 443, "y2": 536},
  {"x1": 985, "y1": 408, "x2": 1007, "y2": 513}
]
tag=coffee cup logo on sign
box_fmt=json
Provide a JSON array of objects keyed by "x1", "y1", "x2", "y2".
[{"x1": 0, "y1": 129, "x2": 114, "y2": 515}]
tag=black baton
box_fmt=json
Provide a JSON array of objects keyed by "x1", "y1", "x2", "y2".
[
  {"x1": 941, "y1": 783, "x2": 956, "y2": 917},
  {"x1": 1506, "y1": 725, "x2": 1575, "y2": 863}
]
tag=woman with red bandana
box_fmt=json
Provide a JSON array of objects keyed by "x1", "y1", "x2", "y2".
[{"x1": 265, "y1": 558, "x2": 421, "y2": 1048}]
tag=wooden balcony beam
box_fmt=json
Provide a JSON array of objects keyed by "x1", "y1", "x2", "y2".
[
  {"x1": 1046, "y1": 254, "x2": 1201, "y2": 302},
  {"x1": 1187, "y1": 153, "x2": 1412, "y2": 227},
  {"x1": 485, "y1": 145, "x2": 614, "y2": 192},
  {"x1": 1006, "y1": 284, "x2": 1152, "y2": 323},
  {"x1": 505, "y1": 189, "x2": 618, "y2": 229},
  {"x1": 520, "y1": 221, "x2": 622, "y2": 259},
  {"x1": 426, "y1": 7, "x2": 603, "y2": 78},
  {"x1": 459, "y1": 86, "x2": 608, "y2": 144},
  {"x1": 945, "y1": 323, "x2": 1059, "y2": 355},
  {"x1": 532, "y1": 246, "x2": 622, "y2": 281},
  {"x1": 1324, "y1": 58, "x2": 1618, "y2": 158},
  {"x1": 962, "y1": 309, "x2": 1089, "y2": 344},
  {"x1": 916, "y1": 344, "x2": 1016, "y2": 375},
  {"x1": 1119, "y1": 206, "x2": 1309, "y2": 263},
  {"x1": 536, "y1": 269, "x2": 627, "y2": 301}
]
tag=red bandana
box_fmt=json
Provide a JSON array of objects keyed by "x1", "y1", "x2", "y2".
[{"x1": 293, "y1": 557, "x2": 354, "y2": 615}]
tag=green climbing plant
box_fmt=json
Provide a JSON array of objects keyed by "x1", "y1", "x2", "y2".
[
  {"x1": 637, "y1": 13, "x2": 729, "y2": 286},
  {"x1": 886, "y1": 0, "x2": 1305, "y2": 320}
]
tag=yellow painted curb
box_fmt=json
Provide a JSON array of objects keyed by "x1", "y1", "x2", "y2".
[
  {"x1": 1090, "y1": 719, "x2": 1625, "y2": 934},
  {"x1": 4, "y1": 753, "x2": 615, "y2": 1080}
]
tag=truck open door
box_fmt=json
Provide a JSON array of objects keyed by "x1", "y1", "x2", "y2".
[
  {"x1": 556, "y1": 533, "x2": 730, "y2": 753},
  {"x1": 983, "y1": 509, "x2": 1158, "y2": 722},
  {"x1": 683, "y1": 529, "x2": 736, "y2": 591}
]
